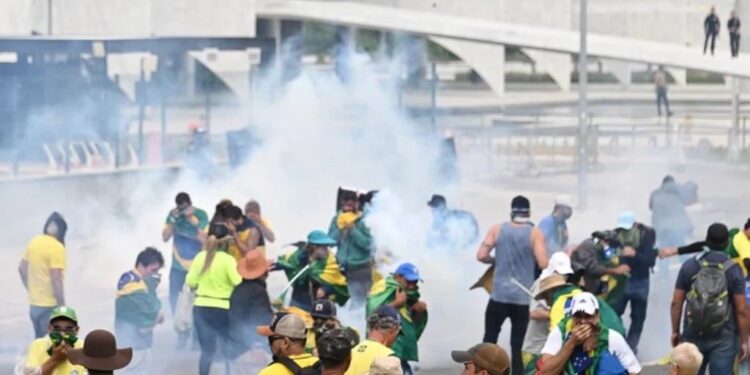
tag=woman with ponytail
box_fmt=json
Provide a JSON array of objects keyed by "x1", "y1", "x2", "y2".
[{"x1": 186, "y1": 224, "x2": 242, "y2": 375}]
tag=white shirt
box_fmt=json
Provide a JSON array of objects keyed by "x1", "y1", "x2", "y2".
[{"x1": 541, "y1": 326, "x2": 642, "y2": 374}]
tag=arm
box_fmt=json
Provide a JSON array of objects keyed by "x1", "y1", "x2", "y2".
[
  {"x1": 328, "y1": 216, "x2": 342, "y2": 242},
  {"x1": 185, "y1": 255, "x2": 201, "y2": 289},
  {"x1": 50, "y1": 269, "x2": 64, "y2": 306},
  {"x1": 733, "y1": 293, "x2": 749, "y2": 360},
  {"x1": 233, "y1": 228, "x2": 260, "y2": 256},
  {"x1": 19, "y1": 259, "x2": 29, "y2": 290},
  {"x1": 540, "y1": 329, "x2": 575, "y2": 375},
  {"x1": 349, "y1": 221, "x2": 374, "y2": 250},
  {"x1": 531, "y1": 227, "x2": 549, "y2": 269},
  {"x1": 530, "y1": 308, "x2": 550, "y2": 321},
  {"x1": 671, "y1": 289, "x2": 686, "y2": 346},
  {"x1": 162, "y1": 225, "x2": 173, "y2": 242},
  {"x1": 257, "y1": 220, "x2": 275, "y2": 243},
  {"x1": 476, "y1": 225, "x2": 499, "y2": 264}
]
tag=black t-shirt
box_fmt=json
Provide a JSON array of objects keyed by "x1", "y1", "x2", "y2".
[{"x1": 675, "y1": 250, "x2": 745, "y2": 336}]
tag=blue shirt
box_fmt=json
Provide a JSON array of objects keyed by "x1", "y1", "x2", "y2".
[{"x1": 538, "y1": 215, "x2": 568, "y2": 256}]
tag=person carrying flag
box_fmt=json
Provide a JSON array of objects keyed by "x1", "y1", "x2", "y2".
[
  {"x1": 275, "y1": 230, "x2": 349, "y2": 312},
  {"x1": 366, "y1": 262, "x2": 428, "y2": 375}
]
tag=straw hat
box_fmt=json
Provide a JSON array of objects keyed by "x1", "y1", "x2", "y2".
[{"x1": 534, "y1": 274, "x2": 567, "y2": 300}]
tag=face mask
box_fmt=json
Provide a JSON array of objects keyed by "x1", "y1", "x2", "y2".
[{"x1": 47, "y1": 331, "x2": 78, "y2": 355}]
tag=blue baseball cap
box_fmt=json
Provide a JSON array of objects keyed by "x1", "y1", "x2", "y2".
[
  {"x1": 372, "y1": 305, "x2": 402, "y2": 325},
  {"x1": 307, "y1": 230, "x2": 337, "y2": 246},
  {"x1": 616, "y1": 211, "x2": 636, "y2": 230},
  {"x1": 394, "y1": 262, "x2": 422, "y2": 282}
]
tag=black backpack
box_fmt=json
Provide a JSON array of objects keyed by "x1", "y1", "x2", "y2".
[
  {"x1": 275, "y1": 356, "x2": 322, "y2": 375},
  {"x1": 685, "y1": 257, "x2": 736, "y2": 335}
]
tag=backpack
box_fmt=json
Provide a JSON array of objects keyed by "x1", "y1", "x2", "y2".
[
  {"x1": 275, "y1": 356, "x2": 322, "y2": 375},
  {"x1": 685, "y1": 256, "x2": 736, "y2": 335}
]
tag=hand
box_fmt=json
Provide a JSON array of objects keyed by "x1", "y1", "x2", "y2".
[
  {"x1": 225, "y1": 222, "x2": 237, "y2": 235},
  {"x1": 50, "y1": 343, "x2": 69, "y2": 362},
  {"x1": 170, "y1": 208, "x2": 180, "y2": 219},
  {"x1": 742, "y1": 342, "x2": 749, "y2": 362},
  {"x1": 411, "y1": 301, "x2": 427, "y2": 314},
  {"x1": 671, "y1": 332, "x2": 681, "y2": 347},
  {"x1": 622, "y1": 246, "x2": 636, "y2": 257},
  {"x1": 248, "y1": 212, "x2": 262, "y2": 223},
  {"x1": 611, "y1": 264, "x2": 631, "y2": 276},
  {"x1": 570, "y1": 324, "x2": 593, "y2": 345},
  {"x1": 316, "y1": 287, "x2": 326, "y2": 299},
  {"x1": 659, "y1": 247, "x2": 678, "y2": 259},
  {"x1": 182, "y1": 206, "x2": 195, "y2": 216},
  {"x1": 392, "y1": 289, "x2": 407, "y2": 308}
]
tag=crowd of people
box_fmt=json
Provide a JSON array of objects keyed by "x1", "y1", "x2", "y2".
[{"x1": 15, "y1": 176, "x2": 750, "y2": 375}]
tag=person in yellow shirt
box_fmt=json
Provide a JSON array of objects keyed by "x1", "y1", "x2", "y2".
[
  {"x1": 186, "y1": 228, "x2": 242, "y2": 375},
  {"x1": 346, "y1": 306, "x2": 401, "y2": 375},
  {"x1": 23, "y1": 306, "x2": 87, "y2": 375},
  {"x1": 732, "y1": 219, "x2": 750, "y2": 275},
  {"x1": 18, "y1": 212, "x2": 68, "y2": 338},
  {"x1": 256, "y1": 313, "x2": 321, "y2": 374}
]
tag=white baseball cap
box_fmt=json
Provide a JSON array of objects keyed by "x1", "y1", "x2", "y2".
[
  {"x1": 554, "y1": 195, "x2": 574, "y2": 208},
  {"x1": 571, "y1": 292, "x2": 600, "y2": 316},
  {"x1": 539, "y1": 252, "x2": 574, "y2": 279}
]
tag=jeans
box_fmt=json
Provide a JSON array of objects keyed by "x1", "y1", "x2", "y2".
[
  {"x1": 346, "y1": 264, "x2": 372, "y2": 310},
  {"x1": 731, "y1": 33, "x2": 741, "y2": 57},
  {"x1": 683, "y1": 329, "x2": 737, "y2": 375},
  {"x1": 611, "y1": 278, "x2": 649, "y2": 353},
  {"x1": 483, "y1": 300, "x2": 529, "y2": 375},
  {"x1": 656, "y1": 88, "x2": 671, "y2": 116},
  {"x1": 194, "y1": 306, "x2": 230, "y2": 375},
  {"x1": 29, "y1": 306, "x2": 55, "y2": 339},
  {"x1": 704, "y1": 33, "x2": 717, "y2": 54},
  {"x1": 169, "y1": 267, "x2": 188, "y2": 314}
]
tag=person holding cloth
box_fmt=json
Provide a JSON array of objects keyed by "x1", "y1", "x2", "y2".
[
  {"x1": 185, "y1": 226, "x2": 242, "y2": 375},
  {"x1": 21, "y1": 306, "x2": 86, "y2": 375}
]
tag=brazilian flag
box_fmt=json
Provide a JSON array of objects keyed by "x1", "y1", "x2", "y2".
[
  {"x1": 367, "y1": 276, "x2": 428, "y2": 362},
  {"x1": 276, "y1": 247, "x2": 350, "y2": 306}
]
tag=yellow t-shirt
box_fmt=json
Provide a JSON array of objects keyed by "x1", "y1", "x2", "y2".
[
  {"x1": 25, "y1": 337, "x2": 87, "y2": 375},
  {"x1": 185, "y1": 250, "x2": 242, "y2": 309},
  {"x1": 24, "y1": 234, "x2": 66, "y2": 307},
  {"x1": 733, "y1": 231, "x2": 750, "y2": 276},
  {"x1": 345, "y1": 339, "x2": 395, "y2": 375},
  {"x1": 257, "y1": 353, "x2": 320, "y2": 375}
]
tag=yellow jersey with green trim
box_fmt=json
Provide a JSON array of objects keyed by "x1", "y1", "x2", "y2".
[{"x1": 345, "y1": 339, "x2": 395, "y2": 375}]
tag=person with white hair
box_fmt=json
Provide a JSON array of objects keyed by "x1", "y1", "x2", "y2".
[
  {"x1": 540, "y1": 292, "x2": 641, "y2": 375},
  {"x1": 670, "y1": 343, "x2": 703, "y2": 375},
  {"x1": 537, "y1": 195, "x2": 573, "y2": 256}
]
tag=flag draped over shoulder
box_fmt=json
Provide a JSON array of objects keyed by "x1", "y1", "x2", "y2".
[
  {"x1": 276, "y1": 248, "x2": 350, "y2": 306},
  {"x1": 367, "y1": 276, "x2": 428, "y2": 362}
]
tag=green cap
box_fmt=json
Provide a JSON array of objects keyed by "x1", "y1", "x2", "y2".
[{"x1": 49, "y1": 306, "x2": 78, "y2": 324}]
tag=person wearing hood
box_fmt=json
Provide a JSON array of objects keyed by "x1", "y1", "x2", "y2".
[
  {"x1": 19, "y1": 212, "x2": 69, "y2": 338},
  {"x1": 537, "y1": 195, "x2": 574, "y2": 256},
  {"x1": 367, "y1": 263, "x2": 428, "y2": 375},
  {"x1": 649, "y1": 175, "x2": 693, "y2": 248},
  {"x1": 476, "y1": 195, "x2": 548, "y2": 375},
  {"x1": 328, "y1": 188, "x2": 375, "y2": 309}
]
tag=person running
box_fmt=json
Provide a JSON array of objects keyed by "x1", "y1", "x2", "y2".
[
  {"x1": 228, "y1": 242, "x2": 274, "y2": 360},
  {"x1": 654, "y1": 66, "x2": 673, "y2": 117},
  {"x1": 670, "y1": 343, "x2": 703, "y2": 375},
  {"x1": 329, "y1": 188, "x2": 374, "y2": 309},
  {"x1": 346, "y1": 306, "x2": 402, "y2": 375},
  {"x1": 275, "y1": 230, "x2": 349, "y2": 312},
  {"x1": 185, "y1": 227, "x2": 242, "y2": 375},
  {"x1": 649, "y1": 176, "x2": 693, "y2": 248},
  {"x1": 67, "y1": 329, "x2": 133, "y2": 375},
  {"x1": 476, "y1": 195, "x2": 547, "y2": 375},
  {"x1": 451, "y1": 343, "x2": 511, "y2": 375},
  {"x1": 704, "y1": 6, "x2": 721, "y2": 55},
  {"x1": 245, "y1": 200, "x2": 276, "y2": 245},
  {"x1": 670, "y1": 223, "x2": 749, "y2": 375},
  {"x1": 367, "y1": 263, "x2": 428, "y2": 375},
  {"x1": 19, "y1": 212, "x2": 69, "y2": 339},
  {"x1": 317, "y1": 328, "x2": 358, "y2": 375},
  {"x1": 537, "y1": 195, "x2": 573, "y2": 256},
  {"x1": 540, "y1": 292, "x2": 641, "y2": 375},
  {"x1": 609, "y1": 211, "x2": 657, "y2": 354},
  {"x1": 115, "y1": 247, "x2": 165, "y2": 375},
  {"x1": 257, "y1": 313, "x2": 321, "y2": 375},
  {"x1": 162, "y1": 193, "x2": 208, "y2": 320},
  {"x1": 21, "y1": 306, "x2": 86, "y2": 375},
  {"x1": 728, "y1": 10, "x2": 741, "y2": 57}
]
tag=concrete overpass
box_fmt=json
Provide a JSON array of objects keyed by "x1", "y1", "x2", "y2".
[{"x1": 258, "y1": 0, "x2": 750, "y2": 97}]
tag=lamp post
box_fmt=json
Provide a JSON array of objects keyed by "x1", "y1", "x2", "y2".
[{"x1": 577, "y1": 0, "x2": 589, "y2": 209}]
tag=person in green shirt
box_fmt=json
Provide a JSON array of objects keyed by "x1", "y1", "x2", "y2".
[
  {"x1": 366, "y1": 263, "x2": 427, "y2": 375},
  {"x1": 329, "y1": 189, "x2": 375, "y2": 309},
  {"x1": 185, "y1": 226, "x2": 242, "y2": 375}
]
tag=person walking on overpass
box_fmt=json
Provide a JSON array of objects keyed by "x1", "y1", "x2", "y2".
[
  {"x1": 654, "y1": 66, "x2": 673, "y2": 117},
  {"x1": 728, "y1": 10, "x2": 741, "y2": 57},
  {"x1": 704, "y1": 6, "x2": 721, "y2": 55},
  {"x1": 476, "y1": 195, "x2": 548, "y2": 375}
]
